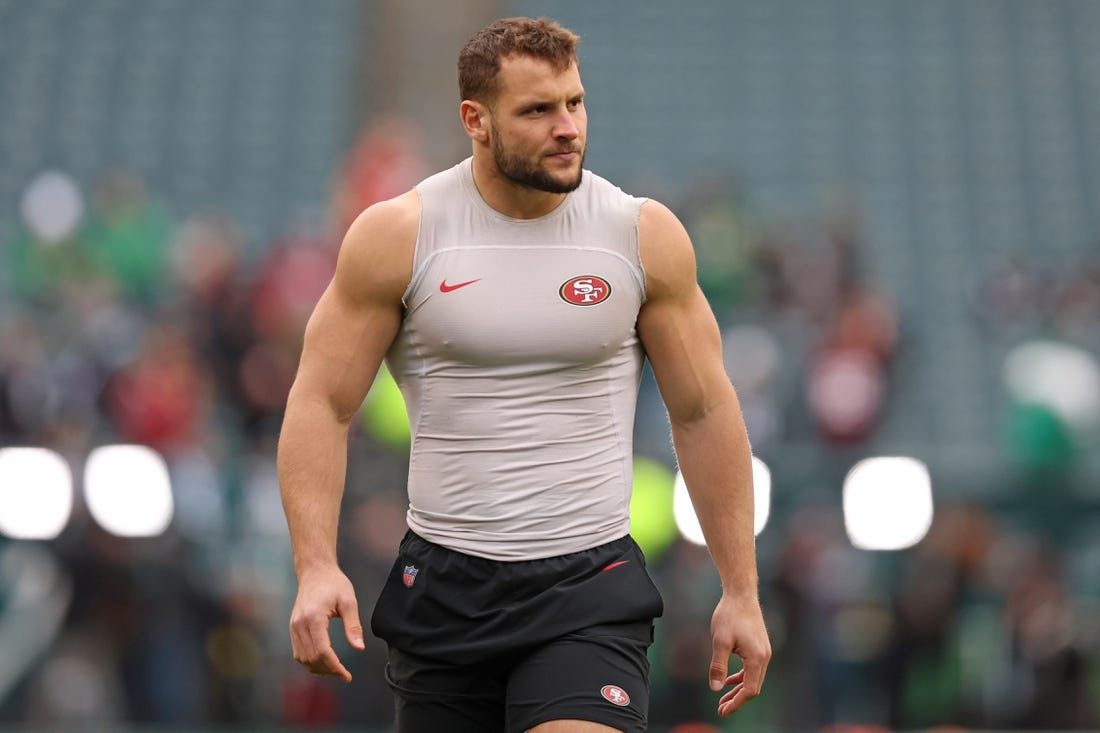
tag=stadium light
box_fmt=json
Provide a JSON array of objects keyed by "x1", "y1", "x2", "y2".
[
  {"x1": 84, "y1": 445, "x2": 174, "y2": 538},
  {"x1": 1003, "y1": 339, "x2": 1100, "y2": 430},
  {"x1": 674, "y1": 456, "x2": 771, "y2": 546},
  {"x1": 843, "y1": 456, "x2": 933, "y2": 551},
  {"x1": 0, "y1": 447, "x2": 73, "y2": 540},
  {"x1": 20, "y1": 170, "x2": 84, "y2": 244}
]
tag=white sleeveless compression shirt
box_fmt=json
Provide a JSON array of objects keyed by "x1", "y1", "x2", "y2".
[{"x1": 385, "y1": 157, "x2": 648, "y2": 560}]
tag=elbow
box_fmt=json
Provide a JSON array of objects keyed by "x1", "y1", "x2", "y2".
[
  {"x1": 667, "y1": 382, "x2": 741, "y2": 430},
  {"x1": 669, "y1": 395, "x2": 729, "y2": 430},
  {"x1": 286, "y1": 379, "x2": 355, "y2": 427}
]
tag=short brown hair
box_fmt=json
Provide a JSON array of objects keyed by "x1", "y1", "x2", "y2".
[{"x1": 458, "y1": 17, "x2": 580, "y2": 104}]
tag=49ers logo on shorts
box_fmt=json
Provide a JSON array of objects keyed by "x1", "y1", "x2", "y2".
[
  {"x1": 560, "y1": 275, "x2": 611, "y2": 306},
  {"x1": 600, "y1": 684, "x2": 630, "y2": 706}
]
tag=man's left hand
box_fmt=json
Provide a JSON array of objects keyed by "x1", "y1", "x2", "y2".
[{"x1": 708, "y1": 593, "x2": 771, "y2": 716}]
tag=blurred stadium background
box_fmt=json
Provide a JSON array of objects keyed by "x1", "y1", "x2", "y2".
[{"x1": 1, "y1": 0, "x2": 1099, "y2": 731}]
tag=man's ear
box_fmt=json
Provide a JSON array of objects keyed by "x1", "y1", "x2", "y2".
[{"x1": 460, "y1": 100, "x2": 490, "y2": 143}]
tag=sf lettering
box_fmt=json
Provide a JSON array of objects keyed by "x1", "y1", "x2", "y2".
[{"x1": 572, "y1": 279, "x2": 604, "y2": 303}]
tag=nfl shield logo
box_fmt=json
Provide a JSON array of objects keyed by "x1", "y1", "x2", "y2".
[{"x1": 402, "y1": 565, "x2": 419, "y2": 587}]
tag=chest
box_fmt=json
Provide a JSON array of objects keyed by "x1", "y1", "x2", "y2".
[{"x1": 400, "y1": 246, "x2": 644, "y2": 368}]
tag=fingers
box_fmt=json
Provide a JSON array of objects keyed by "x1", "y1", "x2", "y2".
[
  {"x1": 308, "y1": 618, "x2": 353, "y2": 682},
  {"x1": 709, "y1": 599, "x2": 772, "y2": 717},
  {"x1": 290, "y1": 611, "x2": 347, "y2": 681},
  {"x1": 293, "y1": 630, "x2": 352, "y2": 681},
  {"x1": 339, "y1": 595, "x2": 366, "y2": 651},
  {"x1": 717, "y1": 672, "x2": 758, "y2": 717},
  {"x1": 289, "y1": 611, "x2": 320, "y2": 669},
  {"x1": 715, "y1": 651, "x2": 770, "y2": 716},
  {"x1": 708, "y1": 642, "x2": 730, "y2": 691},
  {"x1": 289, "y1": 570, "x2": 364, "y2": 683},
  {"x1": 741, "y1": 648, "x2": 769, "y2": 700},
  {"x1": 724, "y1": 669, "x2": 745, "y2": 686},
  {"x1": 290, "y1": 608, "x2": 354, "y2": 682},
  {"x1": 312, "y1": 646, "x2": 353, "y2": 682}
]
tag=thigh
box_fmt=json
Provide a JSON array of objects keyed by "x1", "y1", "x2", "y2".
[
  {"x1": 385, "y1": 646, "x2": 507, "y2": 733},
  {"x1": 506, "y1": 622, "x2": 653, "y2": 733}
]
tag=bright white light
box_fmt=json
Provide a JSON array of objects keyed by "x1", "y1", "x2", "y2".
[
  {"x1": 20, "y1": 170, "x2": 84, "y2": 244},
  {"x1": 84, "y1": 445, "x2": 174, "y2": 538},
  {"x1": 673, "y1": 472, "x2": 706, "y2": 546},
  {"x1": 674, "y1": 457, "x2": 771, "y2": 546},
  {"x1": 750, "y1": 458, "x2": 771, "y2": 536},
  {"x1": 0, "y1": 448, "x2": 73, "y2": 540},
  {"x1": 1003, "y1": 340, "x2": 1100, "y2": 430},
  {"x1": 843, "y1": 457, "x2": 933, "y2": 551}
]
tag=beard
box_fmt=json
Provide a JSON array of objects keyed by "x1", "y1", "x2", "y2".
[{"x1": 491, "y1": 132, "x2": 584, "y2": 194}]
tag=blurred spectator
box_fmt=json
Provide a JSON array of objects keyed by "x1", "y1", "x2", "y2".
[
  {"x1": 82, "y1": 169, "x2": 174, "y2": 305},
  {"x1": 168, "y1": 213, "x2": 257, "y2": 436},
  {"x1": 1050, "y1": 253, "x2": 1100, "y2": 347},
  {"x1": 807, "y1": 282, "x2": 899, "y2": 445},
  {"x1": 881, "y1": 508, "x2": 976, "y2": 728},
  {"x1": 239, "y1": 232, "x2": 337, "y2": 439},
  {"x1": 1000, "y1": 540, "x2": 1095, "y2": 728},
  {"x1": 721, "y1": 324, "x2": 784, "y2": 452},
  {"x1": 807, "y1": 210, "x2": 899, "y2": 445},
  {"x1": 330, "y1": 116, "x2": 429, "y2": 237},
  {"x1": 104, "y1": 321, "x2": 211, "y2": 457},
  {"x1": 5, "y1": 170, "x2": 97, "y2": 305},
  {"x1": 678, "y1": 171, "x2": 766, "y2": 323}
]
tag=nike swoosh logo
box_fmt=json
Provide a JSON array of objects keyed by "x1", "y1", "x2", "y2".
[
  {"x1": 602, "y1": 560, "x2": 630, "y2": 572},
  {"x1": 439, "y1": 278, "x2": 480, "y2": 293}
]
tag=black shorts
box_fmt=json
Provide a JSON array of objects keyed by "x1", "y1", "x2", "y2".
[{"x1": 370, "y1": 531, "x2": 665, "y2": 733}]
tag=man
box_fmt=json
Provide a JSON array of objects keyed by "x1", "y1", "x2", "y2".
[{"x1": 279, "y1": 16, "x2": 770, "y2": 733}]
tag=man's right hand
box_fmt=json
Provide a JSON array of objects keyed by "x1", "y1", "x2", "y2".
[{"x1": 289, "y1": 564, "x2": 365, "y2": 682}]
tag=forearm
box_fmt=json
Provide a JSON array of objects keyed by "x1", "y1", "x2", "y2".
[
  {"x1": 278, "y1": 389, "x2": 353, "y2": 576},
  {"x1": 670, "y1": 396, "x2": 758, "y2": 598}
]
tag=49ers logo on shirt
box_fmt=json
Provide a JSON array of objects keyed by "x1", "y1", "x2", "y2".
[{"x1": 560, "y1": 275, "x2": 611, "y2": 306}]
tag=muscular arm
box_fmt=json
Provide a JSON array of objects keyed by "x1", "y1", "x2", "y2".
[
  {"x1": 278, "y1": 191, "x2": 417, "y2": 680},
  {"x1": 636, "y1": 200, "x2": 771, "y2": 715}
]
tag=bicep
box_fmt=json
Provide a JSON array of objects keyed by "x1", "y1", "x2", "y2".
[
  {"x1": 636, "y1": 200, "x2": 735, "y2": 424},
  {"x1": 638, "y1": 284, "x2": 732, "y2": 425},
  {"x1": 289, "y1": 195, "x2": 416, "y2": 423},
  {"x1": 293, "y1": 281, "x2": 403, "y2": 423}
]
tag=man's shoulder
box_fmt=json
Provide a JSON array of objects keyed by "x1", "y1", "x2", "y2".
[
  {"x1": 636, "y1": 198, "x2": 681, "y2": 230},
  {"x1": 336, "y1": 191, "x2": 419, "y2": 292},
  {"x1": 350, "y1": 190, "x2": 420, "y2": 240},
  {"x1": 635, "y1": 198, "x2": 695, "y2": 296}
]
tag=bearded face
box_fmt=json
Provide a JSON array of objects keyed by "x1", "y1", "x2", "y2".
[
  {"x1": 480, "y1": 56, "x2": 588, "y2": 195},
  {"x1": 490, "y1": 125, "x2": 585, "y2": 194}
]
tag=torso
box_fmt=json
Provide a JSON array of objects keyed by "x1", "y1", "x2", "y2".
[{"x1": 385, "y1": 158, "x2": 648, "y2": 560}]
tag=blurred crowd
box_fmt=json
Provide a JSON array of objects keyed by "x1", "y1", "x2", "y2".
[{"x1": 1, "y1": 119, "x2": 1100, "y2": 733}]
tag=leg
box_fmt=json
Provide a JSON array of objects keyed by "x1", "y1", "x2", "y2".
[
  {"x1": 507, "y1": 622, "x2": 653, "y2": 733},
  {"x1": 385, "y1": 646, "x2": 507, "y2": 733}
]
